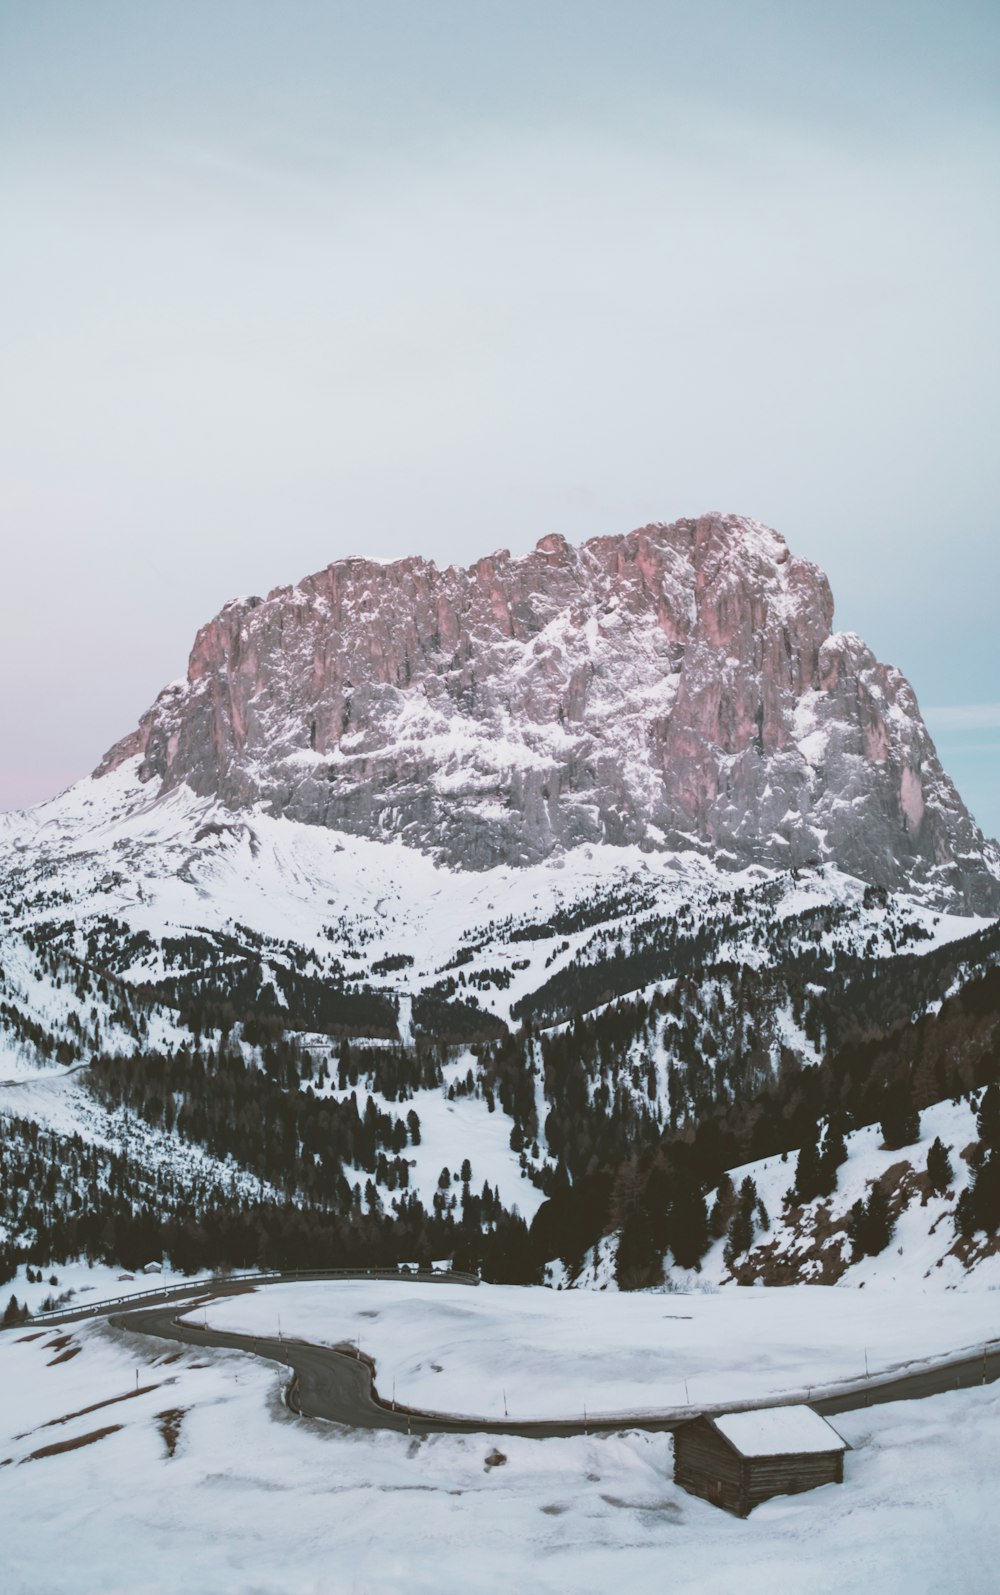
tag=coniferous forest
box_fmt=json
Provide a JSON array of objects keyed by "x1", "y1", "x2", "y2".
[{"x1": 3, "y1": 893, "x2": 999, "y2": 1296}]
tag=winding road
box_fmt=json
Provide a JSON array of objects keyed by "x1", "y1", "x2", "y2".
[{"x1": 76, "y1": 1275, "x2": 1000, "y2": 1438}]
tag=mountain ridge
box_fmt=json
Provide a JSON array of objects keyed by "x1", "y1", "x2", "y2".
[{"x1": 97, "y1": 512, "x2": 1000, "y2": 911}]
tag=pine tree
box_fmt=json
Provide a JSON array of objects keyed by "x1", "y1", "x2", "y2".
[
  {"x1": 955, "y1": 1186, "x2": 977, "y2": 1239},
  {"x1": 880, "y1": 1083, "x2": 920, "y2": 1150},
  {"x1": 969, "y1": 1152, "x2": 1000, "y2": 1234},
  {"x1": 863, "y1": 1182, "x2": 893, "y2": 1254},
  {"x1": 615, "y1": 1206, "x2": 662, "y2": 1291},
  {"x1": 977, "y1": 1084, "x2": 1000, "y2": 1153},
  {"x1": 2, "y1": 1293, "x2": 24, "y2": 1327},
  {"x1": 849, "y1": 1181, "x2": 894, "y2": 1258},
  {"x1": 666, "y1": 1170, "x2": 709, "y2": 1270},
  {"x1": 926, "y1": 1137, "x2": 953, "y2": 1196},
  {"x1": 709, "y1": 1172, "x2": 735, "y2": 1239},
  {"x1": 819, "y1": 1120, "x2": 848, "y2": 1192},
  {"x1": 794, "y1": 1133, "x2": 823, "y2": 1204},
  {"x1": 723, "y1": 1205, "x2": 754, "y2": 1269},
  {"x1": 846, "y1": 1198, "x2": 867, "y2": 1257}
]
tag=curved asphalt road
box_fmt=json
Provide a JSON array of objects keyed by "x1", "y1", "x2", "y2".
[
  {"x1": 113, "y1": 1300, "x2": 663, "y2": 1437},
  {"x1": 108, "y1": 1289, "x2": 1000, "y2": 1439}
]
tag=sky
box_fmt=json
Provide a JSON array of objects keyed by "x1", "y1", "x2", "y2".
[{"x1": 2, "y1": 0, "x2": 998, "y2": 837}]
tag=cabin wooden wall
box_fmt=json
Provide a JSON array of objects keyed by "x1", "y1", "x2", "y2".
[
  {"x1": 743, "y1": 1448, "x2": 843, "y2": 1511},
  {"x1": 674, "y1": 1420, "x2": 745, "y2": 1516},
  {"x1": 674, "y1": 1418, "x2": 844, "y2": 1516}
]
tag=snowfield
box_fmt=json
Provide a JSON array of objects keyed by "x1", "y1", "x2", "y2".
[
  {"x1": 1, "y1": 1306, "x2": 999, "y2": 1594},
  {"x1": 193, "y1": 1277, "x2": 1000, "y2": 1420}
]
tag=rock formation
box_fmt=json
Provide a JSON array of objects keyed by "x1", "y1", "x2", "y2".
[{"x1": 98, "y1": 513, "x2": 1000, "y2": 910}]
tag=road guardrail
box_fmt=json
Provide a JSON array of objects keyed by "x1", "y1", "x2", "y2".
[{"x1": 21, "y1": 1265, "x2": 479, "y2": 1326}]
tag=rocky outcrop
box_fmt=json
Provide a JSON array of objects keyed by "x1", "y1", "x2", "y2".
[{"x1": 98, "y1": 513, "x2": 1000, "y2": 910}]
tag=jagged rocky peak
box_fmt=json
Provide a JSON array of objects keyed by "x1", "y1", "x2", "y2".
[{"x1": 99, "y1": 512, "x2": 1000, "y2": 910}]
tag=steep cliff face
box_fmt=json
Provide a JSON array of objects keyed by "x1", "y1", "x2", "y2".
[{"x1": 99, "y1": 513, "x2": 1000, "y2": 909}]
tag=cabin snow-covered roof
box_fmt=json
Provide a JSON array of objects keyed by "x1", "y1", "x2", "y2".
[{"x1": 709, "y1": 1406, "x2": 847, "y2": 1458}]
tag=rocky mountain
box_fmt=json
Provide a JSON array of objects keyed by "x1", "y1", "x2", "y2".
[
  {"x1": 3, "y1": 510, "x2": 1000, "y2": 1292},
  {"x1": 98, "y1": 513, "x2": 1000, "y2": 912}
]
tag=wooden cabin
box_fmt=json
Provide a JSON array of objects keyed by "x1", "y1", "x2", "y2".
[{"x1": 674, "y1": 1405, "x2": 848, "y2": 1516}]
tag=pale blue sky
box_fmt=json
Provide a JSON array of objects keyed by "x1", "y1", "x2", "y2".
[{"x1": 2, "y1": 1, "x2": 998, "y2": 836}]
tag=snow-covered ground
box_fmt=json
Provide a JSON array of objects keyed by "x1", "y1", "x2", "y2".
[
  {"x1": 192, "y1": 1278, "x2": 1000, "y2": 1420},
  {"x1": 1, "y1": 1307, "x2": 999, "y2": 1594}
]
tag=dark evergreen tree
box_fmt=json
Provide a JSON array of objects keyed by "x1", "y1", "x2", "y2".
[
  {"x1": 819, "y1": 1120, "x2": 848, "y2": 1189},
  {"x1": 848, "y1": 1181, "x2": 894, "y2": 1258},
  {"x1": 964, "y1": 1152, "x2": 1000, "y2": 1236},
  {"x1": 723, "y1": 1206, "x2": 753, "y2": 1269},
  {"x1": 793, "y1": 1133, "x2": 824, "y2": 1204},
  {"x1": 925, "y1": 1137, "x2": 953, "y2": 1196},
  {"x1": 863, "y1": 1182, "x2": 893, "y2": 1254},
  {"x1": 880, "y1": 1082, "x2": 920, "y2": 1150},
  {"x1": 722, "y1": 1177, "x2": 759, "y2": 1269},
  {"x1": 666, "y1": 1169, "x2": 709, "y2": 1270},
  {"x1": 709, "y1": 1172, "x2": 735, "y2": 1239},
  {"x1": 615, "y1": 1206, "x2": 662, "y2": 1291},
  {"x1": 2, "y1": 1293, "x2": 25, "y2": 1326},
  {"x1": 977, "y1": 1083, "x2": 1000, "y2": 1152}
]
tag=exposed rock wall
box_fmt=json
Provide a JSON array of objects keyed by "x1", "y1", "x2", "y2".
[{"x1": 98, "y1": 513, "x2": 1000, "y2": 910}]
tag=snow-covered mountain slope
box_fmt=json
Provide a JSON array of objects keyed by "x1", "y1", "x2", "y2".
[
  {"x1": 3, "y1": 752, "x2": 998, "y2": 1273},
  {"x1": 704, "y1": 1100, "x2": 1000, "y2": 1290},
  {"x1": 0, "y1": 1066, "x2": 288, "y2": 1250},
  {"x1": 567, "y1": 1098, "x2": 1000, "y2": 1294},
  {"x1": 2, "y1": 759, "x2": 990, "y2": 1035},
  {"x1": 3, "y1": 756, "x2": 995, "y2": 1078},
  {"x1": 93, "y1": 512, "x2": 1000, "y2": 909},
  {"x1": 0, "y1": 910, "x2": 187, "y2": 1080}
]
